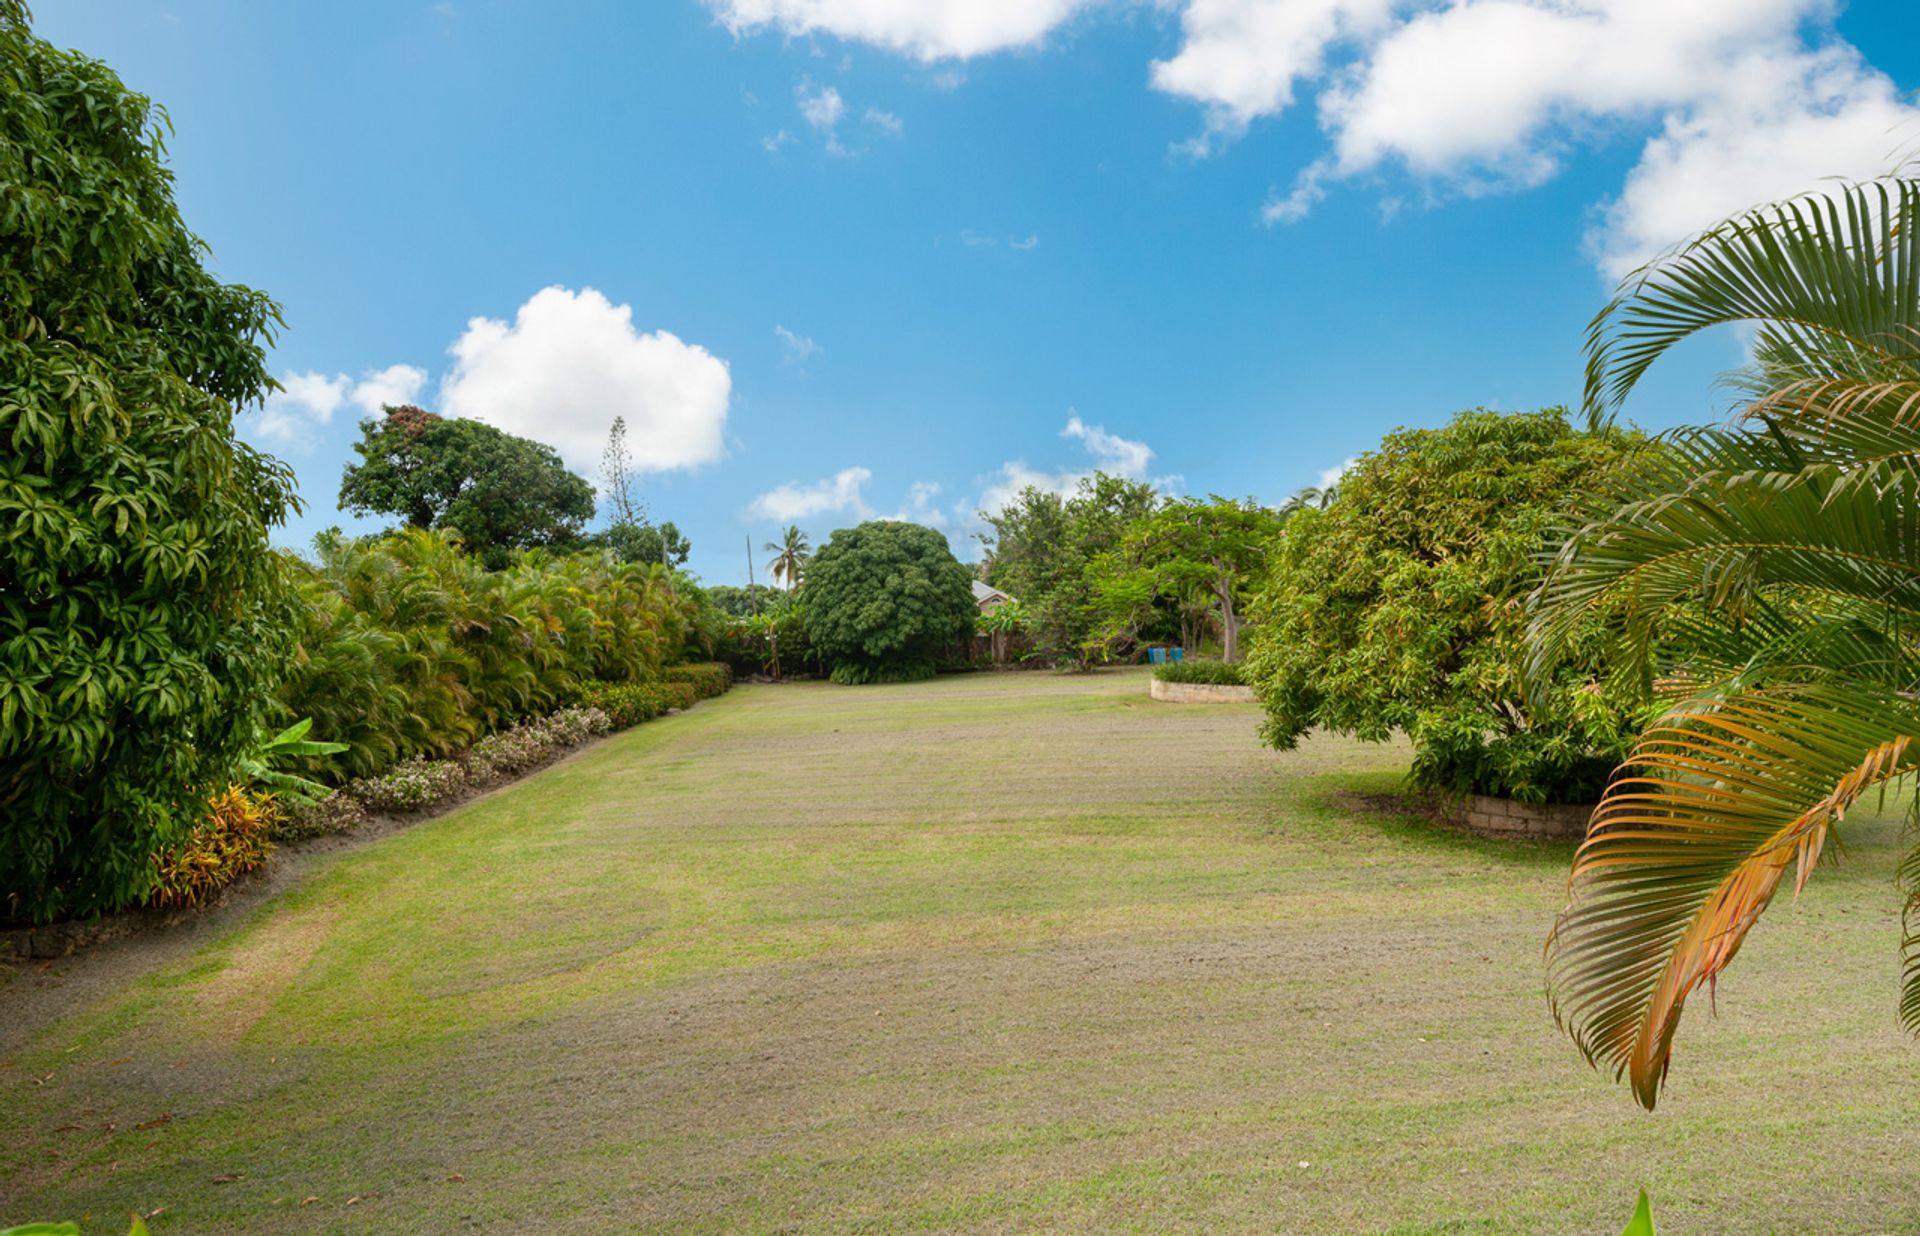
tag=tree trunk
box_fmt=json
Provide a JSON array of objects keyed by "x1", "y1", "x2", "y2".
[{"x1": 1215, "y1": 571, "x2": 1239, "y2": 663}]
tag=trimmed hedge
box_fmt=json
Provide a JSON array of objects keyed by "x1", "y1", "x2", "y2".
[
  {"x1": 663, "y1": 661, "x2": 733, "y2": 699},
  {"x1": 1152, "y1": 659, "x2": 1245, "y2": 686}
]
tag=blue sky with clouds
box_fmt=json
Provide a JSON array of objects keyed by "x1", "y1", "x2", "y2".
[{"x1": 39, "y1": 1, "x2": 1920, "y2": 583}]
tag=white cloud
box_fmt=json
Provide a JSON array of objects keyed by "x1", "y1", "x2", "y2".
[
  {"x1": 865, "y1": 106, "x2": 905, "y2": 137},
  {"x1": 761, "y1": 128, "x2": 795, "y2": 152},
  {"x1": 247, "y1": 364, "x2": 427, "y2": 446},
  {"x1": 774, "y1": 323, "x2": 821, "y2": 362},
  {"x1": 440, "y1": 286, "x2": 731, "y2": 474},
  {"x1": 1009, "y1": 233, "x2": 1040, "y2": 250},
  {"x1": 798, "y1": 81, "x2": 845, "y2": 132},
  {"x1": 708, "y1": 0, "x2": 1095, "y2": 61},
  {"x1": 1590, "y1": 45, "x2": 1918, "y2": 276},
  {"x1": 350, "y1": 363, "x2": 428, "y2": 413},
  {"x1": 1245, "y1": 0, "x2": 1920, "y2": 269},
  {"x1": 976, "y1": 414, "x2": 1169, "y2": 518},
  {"x1": 748, "y1": 465, "x2": 874, "y2": 522},
  {"x1": 1151, "y1": 0, "x2": 1393, "y2": 153},
  {"x1": 1317, "y1": 456, "x2": 1355, "y2": 490},
  {"x1": 716, "y1": 0, "x2": 1917, "y2": 278}
]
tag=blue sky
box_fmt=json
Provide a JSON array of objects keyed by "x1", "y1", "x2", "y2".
[{"x1": 41, "y1": 1, "x2": 1920, "y2": 584}]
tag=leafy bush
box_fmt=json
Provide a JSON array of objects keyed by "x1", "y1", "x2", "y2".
[
  {"x1": 350, "y1": 756, "x2": 471, "y2": 814},
  {"x1": 277, "y1": 791, "x2": 369, "y2": 841},
  {"x1": 663, "y1": 661, "x2": 733, "y2": 699},
  {"x1": 1, "y1": 7, "x2": 301, "y2": 922},
  {"x1": 1244, "y1": 408, "x2": 1649, "y2": 804},
  {"x1": 337, "y1": 706, "x2": 611, "y2": 817},
  {"x1": 147, "y1": 787, "x2": 278, "y2": 910},
  {"x1": 802, "y1": 521, "x2": 977, "y2": 684},
  {"x1": 577, "y1": 681, "x2": 677, "y2": 728},
  {"x1": 1153, "y1": 659, "x2": 1245, "y2": 686}
]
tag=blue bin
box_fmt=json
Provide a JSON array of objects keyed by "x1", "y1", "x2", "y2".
[{"x1": 1147, "y1": 647, "x2": 1166, "y2": 665}]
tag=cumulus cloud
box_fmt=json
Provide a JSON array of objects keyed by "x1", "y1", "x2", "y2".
[
  {"x1": 748, "y1": 466, "x2": 874, "y2": 522},
  {"x1": 976, "y1": 414, "x2": 1170, "y2": 518},
  {"x1": 247, "y1": 363, "x2": 427, "y2": 446},
  {"x1": 440, "y1": 286, "x2": 731, "y2": 474},
  {"x1": 708, "y1": 0, "x2": 1095, "y2": 61},
  {"x1": 717, "y1": 0, "x2": 1918, "y2": 276},
  {"x1": 865, "y1": 106, "x2": 905, "y2": 137},
  {"x1": 1317, "y1": 456, "x2": 1355, "y2": 490}
]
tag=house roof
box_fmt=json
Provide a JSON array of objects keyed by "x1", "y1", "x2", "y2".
[{"x1": 972, "y1": 580, "x2": 1012, "y2": 604}]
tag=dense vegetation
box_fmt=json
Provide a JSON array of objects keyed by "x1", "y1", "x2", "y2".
[
  {"x1": 1535, "y1": 177, "x2": 1920, "y2": 1108},
  {"x1": 280, "y1": 529, "x2": 710, "y2": 780},
  {"x1": 982, "y1": 474, "x2": 1160, "y2": 667},
  {"x1": 0, "y1": 9, "x2": 302, "y2": 920},
  {"x1": 1152, "y1": 659, "x2": 1245, "y2": 686},
  {"x1": 802, "y1": 520, "x2": 977, "y2": 684},
  {"x1": 1243, "y1": 409, "x2": 1647, "y2": 804}
]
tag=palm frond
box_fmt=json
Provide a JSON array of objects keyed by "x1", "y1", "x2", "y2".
[{"x1": 1547, "y1": 685, "x2": 1918, "y2": 1108}]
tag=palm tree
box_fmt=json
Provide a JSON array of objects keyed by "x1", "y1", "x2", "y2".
[
  {"x1": 1529, "y1": 177, "x2": 1920, "y2": 1109},
  {"x1": 1280, "y1": 484, "x2": 1336, "y2": 514},
  {"x1": 765, "y1": 525, "x2": 810, "y2": 594}
]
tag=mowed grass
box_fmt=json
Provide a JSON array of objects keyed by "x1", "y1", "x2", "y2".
[{"x1": 3, "y1": 669, "x2": 1916, "y2": 1233}]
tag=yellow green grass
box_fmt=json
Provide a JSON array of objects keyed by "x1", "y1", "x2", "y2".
[{"x1": 2, "y1": 670, "x2": 1914, "y2": 1232}]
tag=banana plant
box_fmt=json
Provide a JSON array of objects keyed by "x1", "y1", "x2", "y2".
[
  {"x1": 235, "y1": 717, "x2": 349, "y2": 803},
  {"x1": 1531, "y1": 176, "x2": 1920, "y2": 1108}
]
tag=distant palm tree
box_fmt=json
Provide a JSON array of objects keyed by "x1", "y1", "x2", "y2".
[
  {"x1": 1281, "y1": 484, "x2": 1336, "y2": 514},
  {"x1": 765, "y1": 525, "x2": 810, "y2": 593}
]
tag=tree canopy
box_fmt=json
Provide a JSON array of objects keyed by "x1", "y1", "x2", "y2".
[
  {"x1": 1088, "y1": 495, "x2": 1283, "y2": 662},
  {"x1": 339, "y1": 405, "x2": 595, "y2": 568},
  {"x1": 981, "y1": 473, "x2": 1159, "y2": 667},
  {"x1": 1, "y1": 4, "x2": 300, "y2": 919},
  {"x1": 802, "y1": 520, "x2": 976, "y2": 684},
  {"x1": 1243, "y1": 408, "x2": 1648, "y2": 803}
]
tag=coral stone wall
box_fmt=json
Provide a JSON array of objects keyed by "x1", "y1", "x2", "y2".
[
  {"x1": 1148, "y1": 679, "x2": 1257, "y2": 703},
  {"x1": 1456, "y1": 795, "x2": 1593, "y2": 841}
]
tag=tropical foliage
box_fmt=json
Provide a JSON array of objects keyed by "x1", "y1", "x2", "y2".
[
  {"x1": 1152, "y1": 658, "x2": 1246, "y2": 686},
  {"x1": 981, "y1": 473, "x2": 1160, "y2": 668},
  {"x1": 1535, "y1": 177, "x2": 1920, "y2": 1109},
  {"x1": 339, "y1": 405, "x2": 596, "y2": 568},
  {"x1": 146, "y1": 785, "x2": 278, "y2": 911},
  {"x1": 766, "y1": 524, "x2": 810, "y2": 592},
  {"x1": 1, "y1": 8, "x2": 302, "y2": 921},
  {"x1": 1245, "y1": 409, "x2": 1649, "y2": 804},
  {"x1": 280, "y1": 529, "x2": 704, "y2": 781},
  {"x1": 803, "y1": 520, "x2": 977, "y2": 684},
  {"x1": 1088, "y1": 495, "x2": 1283, "y2": 663}
]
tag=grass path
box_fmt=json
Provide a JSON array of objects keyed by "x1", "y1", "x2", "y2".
[{"x1": 2, "y1": 670, "x2": 1915, "y2": 1233}]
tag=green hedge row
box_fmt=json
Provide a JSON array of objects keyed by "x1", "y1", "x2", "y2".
[
  {"x1": 1152, "y1": 659, "x2": 1246, "y2": 686},
  {"x1": 662, "y1": 661, "x2": 734, "y2": 699}
]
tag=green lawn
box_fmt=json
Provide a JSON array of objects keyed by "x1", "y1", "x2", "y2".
[{"x1": 3, "y1": 670, "x2": 1915, "y2": 1233}]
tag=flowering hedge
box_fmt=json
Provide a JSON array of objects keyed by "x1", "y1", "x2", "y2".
[{"x1": 282, "y1": 706, "x2": 611, "y2": 835}]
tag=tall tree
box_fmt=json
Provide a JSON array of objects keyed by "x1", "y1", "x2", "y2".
[
  {"x1": 981, "y1": 472, "x2": 1160, "y2": 668},
  {"x1": 339, "y1": 406, "x2": 595, "y2": 568},
  {"x1": 1532, "y1": 177, "x2": 1920, "y2": 1110},
  {"x1": 1, "y1": 1, "x2": 301, "y2": 919},
  {"x1": 600, "y1": 415, "x2": 646, "y2": 529},
  {"x1": 596, "y1": 415, "x2": 689, "y2": 566},
  {"x1": 1091, "y1": 496, "x2": 1283, "y2": 663},
  {"x1": 1244, "y1": 408, "x2": 1648, "y2": 805},
  {"x1": 765, "y1": 525, "x2": 810, "y2": 593}
]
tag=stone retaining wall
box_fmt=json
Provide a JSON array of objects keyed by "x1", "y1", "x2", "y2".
[
  {"x1": 1453, "y1": 794, "x2": 1594, "y2": 841},
  {"x1": 1149, "y1": 678, "x2": 1257, "y2": 704}
]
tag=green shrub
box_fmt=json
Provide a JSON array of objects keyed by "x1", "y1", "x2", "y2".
[
  {"x1": 663, "y1": 661, "x2": 733, "y2": 699},
  {"x1": 829, "y1": 660, "x2": 937, "y2": 685},
  {"x1": 147, "y1": 787, "x2": 278, "y2": 911},
  {"x1": 1153, "y1": 659, "x2": 1245, "y2": 686},
  {"x1": 1, "y1": 7, "x2": 301, "y2": 921},
  {"x1": 1244, "y1": 408, "x2": 1648, "y2": 803}
]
